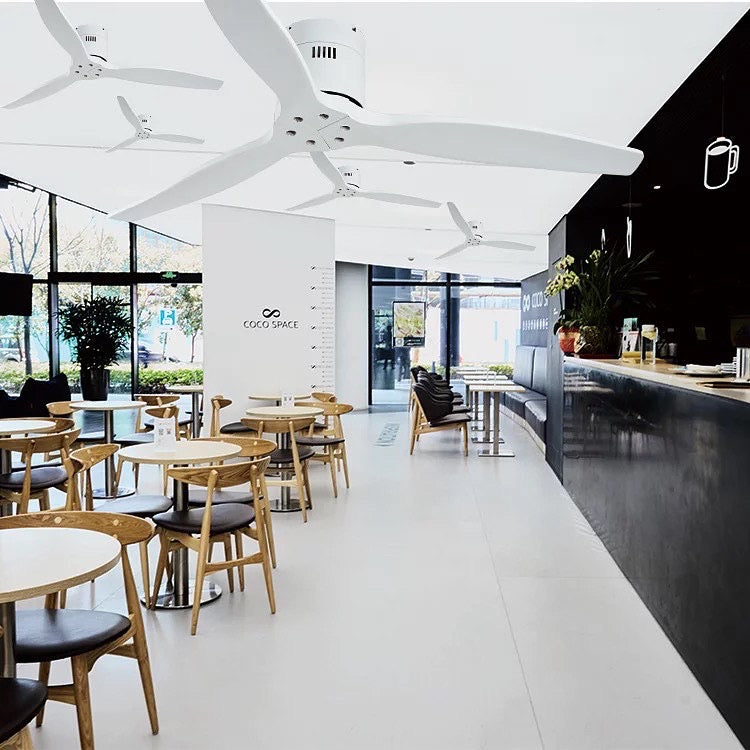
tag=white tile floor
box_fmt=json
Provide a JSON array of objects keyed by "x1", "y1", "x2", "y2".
[{"x1": 16, "y1": 411, "x2": 742, "y2": 749}]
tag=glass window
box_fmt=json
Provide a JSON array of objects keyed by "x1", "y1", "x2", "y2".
[
  {"x1": 58, "y1": 284, "x2": 132, "y2": 396},
  {"x1": 56, "y1": 199, "x2": 129, "y2": 273},
  {"x1": 0, "y1": 283, "x2": 49, "y2": 393},
  {"x1": 371, "y1": 266, "x2": 445, "y2": 283},
  {"x1": 371, "y1": 284, "x2": 447, "y2": 406},
  {"x1": 136, "y1": 284, "x2": 203, "y2": 393},
  {"x1": 137, "y1": 227, "x2": 201, "y2": 273},
  {"x1": 0, "y1": 184, "x2": 50, "y2": 279}
]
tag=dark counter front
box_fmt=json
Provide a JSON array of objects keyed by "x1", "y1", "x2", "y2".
[{"x1": 563, "y1": 361, "x2": 750, "y2": 747}]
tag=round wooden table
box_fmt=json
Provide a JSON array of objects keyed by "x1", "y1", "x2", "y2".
[
  {"x1": 0, "y1": 527, "x2": 121, "y2": 677},
  {"x1": 117, "y1": 440, "x2": 241, "y2": 610},
  {"x1": 245, "y1": 405, "x2": 323, "y2": 512},
  {"x1": 166, "y1": 384, "x2": 203, "y2": 438},
  {"x1": 0, "y1": 418, "x2": 57, "y2": 475},
  {"x1": 70, "y1": 401, "x2": 146, "y2": 499}
]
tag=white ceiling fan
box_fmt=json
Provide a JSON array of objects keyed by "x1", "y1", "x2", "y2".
[
  {"x1": 287, "y1": 152, "x2": 440, "y2": 211},
  {"x1": 4, "y1": 0, "x2": 223, "y2": 109},
  {"x1": 111, "y1": 2, "x2": 643, "y2": 222},
  {"x1": 436, "y1": 202, "x2": 535, "y2": 259},
  {"x1": 107, "y1": 96, "x2": 204, "y2": 153}
]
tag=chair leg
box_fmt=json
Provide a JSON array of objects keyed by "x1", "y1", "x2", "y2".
[
  {"x1": 114, "y1": 457, "x2": 124, "y2": 493},
  {"x1": 409, "y1": 422, "x2": 418, "y2": 455},
  {"x1": 296, "y1": 469, "x2": 308, "y2": 523},
  {"x1": 71, "y1": 654, "x2": 95, "y2": 750},
  {"x1": 35, "y1": 660, "x2": 51, "y2": 726},
  {"x1": 262, "y1": 502, "x2": 277, "y2": 569},
  {"x1": 235, "y1": 531, "x2": 245, "y2": 592},
  {"x1": 328, "y1": 447, "x2": 338, "y2": 497},
  {"x1": 191, "y1": 537, "x2": 210, "y2": 636},
  {"x1": 463, "y1": 422, "x2": 469, "y2": 457},
  {"x1": 255, "y1": 525, "x2": 276, "y2": 614},
  {"x1": 223, "y1": 535, "x2": 234, "y2": 594},
  {"x1": 340, "y1": 443, "x2": 350, "y2": 488},
  {"x1": 134, "y1": 463, "x2": 140, "y2": 491},
  {"x1": 132, "y1": 615, "x2": 159, "y2": 734},
  {"x1": 162, "y1": 466, "x2": 168, "y2": 496},
  {"x1": 303, "y1": 464, "x2": 312, "y2": 509},
  {"x1": 139, "y1": 540, "x2": 151, "y2": 608},
  {"x1": 40, "y1": 490, "x2": 50, "y2": 511},
  {"x1": 150, "y1": 534, "x2": 169, "y2": 609}
]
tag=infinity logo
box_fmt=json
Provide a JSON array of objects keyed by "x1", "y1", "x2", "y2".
[{"x1": 262, "y1": 308, "x2": 281, "y2": 319}]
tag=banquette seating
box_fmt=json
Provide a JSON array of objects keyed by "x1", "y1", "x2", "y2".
[{"x1": 501, "y1": 345, "x2": 547, "y2": 445}]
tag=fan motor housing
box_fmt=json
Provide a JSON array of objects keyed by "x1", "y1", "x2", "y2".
[
  {"x1": 137, "y1": 114, "x2": 152, "y2": 138},
  {"x1": 469, "y1": 220, "x2": 484, "y2": 242},
  {"x1": 76, "y1": 25, "x2": 108, "y2": 61},
  {"x1": 338, "y1": 165, "x2": 361, "y2": 188},
  {"x1": 288, "y1": 19, "x2": 366, "y2": 108}
]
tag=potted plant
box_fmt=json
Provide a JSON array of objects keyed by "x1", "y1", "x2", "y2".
[
  {"x1": 545, "y1": 245, "x2": 654, "y2": 358},
  {"x1": 58, "y1": 295, "x2": 131, "y2": 400}
]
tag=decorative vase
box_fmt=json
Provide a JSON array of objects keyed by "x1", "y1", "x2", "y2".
[
  {"x1": 557, "y1": 327, "x2": 579, "y2": 355},
  {"x1": 80, "y1": 368, "x2": 110, "y2": 400},
  {"x1": 575, "y1": 326, "x2": 618, "y2": 359}
]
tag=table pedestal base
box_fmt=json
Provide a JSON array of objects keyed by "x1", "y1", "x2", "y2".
[
  {"x1": 92, "y1": 486, "x2": 136, "y2": 500},
  {"x1": 148, "y1": 580, "x2": 222, "y2": 610},
  {"x1": 478, "y1": 448, "x2": 515, "y2": 458}
]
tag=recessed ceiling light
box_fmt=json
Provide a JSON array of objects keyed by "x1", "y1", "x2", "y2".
[
  {"x1": 653, "y1": 184, "x2": 661, "y2": 190},
  {"x1": 424, "y1": 228, "x2": 432, "y2": 231},
  {"x1": 403, "y1": 160, "x2": 416, "y2": 165}
]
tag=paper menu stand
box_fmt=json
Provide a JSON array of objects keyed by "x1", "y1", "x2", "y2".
[
  {"x1": 153, "y1": 417, "x2": 177, "y2": 452},
  {"x1": 281, "y1": 392, "x2": 295, "y2": 408}
]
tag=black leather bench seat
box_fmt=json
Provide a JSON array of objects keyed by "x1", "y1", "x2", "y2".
[
  {"x1": 0, "y1": 678, "x2": 47, "y2": 743},
  {"x1": 504, "y1": 390, "x2": 546, "y2": 418},
  {"x1": 524, "y1": 399, "x2": 547, "y2": 441}
]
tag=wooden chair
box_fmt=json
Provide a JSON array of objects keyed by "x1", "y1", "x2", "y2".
[
  {"x1": 410, "y1": 385, "x2": 469, "y2": 456},
  {"x1": 295, "y1": 402, "x2": 353, "y2": 496},
  {"x1": 66, "y1": 445, "x2": 170, "y2": 608},
  {"x1": 189, "y1": 436, "x2": 278, "y2": 568},
  {"x1": 208, "y1": 395, "x2": 253, "y2": 436},
  {"x1": 132, "y1": 394, "x2": 180, "y2": 432},
  {"x1": 0, "y1": 677, "x2": 47, "y2": 750},
  {"x1": 0, "y1": 429, "x2": 81, "y2": 513},
  {"x1": 115, "y1": 406, "x2": 181, "y2": 495},
  {"x1": 151, "y1": 459, "x2": 276, "y2": 635},
  {"x1": 0, "y1": 509, "x2": 159, "y2": 750},
  {"x1": 241, "y1": 417, "x2": 315, "y2": 522},
  {"x1": 47, "y1": 402, "x2": 105, "y2": 444}
]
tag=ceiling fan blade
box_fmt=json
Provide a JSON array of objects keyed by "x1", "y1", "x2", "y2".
[
  {"x1": 106, "y1": 136, "x2": 139, "y2": 154},
  {"x1": 33, "y1": 0, "x2": 87, "y2": 60},
  {"x1": 116, "y1": 95, "x2": 141, "y2": 130},
  {"x1": 152, "y1": 134, "x2": 205, "y2": 145},
  {"x1": 204, "y1": 0, "x2": 315, "y2": 106},
  {"x1": 447, "y1": 201, "x2": 474, "y2": 240},
  {"x1": 435, "y1": 242, "x2": 470, "y2": 260},
  {"x1": 311, "y1": 152, "x2": 346, "y2": 190},
  {"x1": 110, "y1": 129, "x2": 290, "y2": 221},
  {"x1": 357, "y1": 192, "x2": 441, "y2": 208},
  {"x1": 103, "y1": 67, "x2": 223, "y2": 90},
  {"x1": 350, "y1": 111, "x2": 643, "y2": 176},
  {"x1": 3, "y1": 73, "x2": 74, "y2": 109},
  {"x1": 287, "y1": 194, "x2": 335, "y2": 211},
  {"x1": 481, "y1": 239, "x2": 536, "y2": 252}
]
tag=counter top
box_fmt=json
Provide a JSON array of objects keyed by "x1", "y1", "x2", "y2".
[{"x1": 566, "y1": 358, "x2": 750, "y2": 405}]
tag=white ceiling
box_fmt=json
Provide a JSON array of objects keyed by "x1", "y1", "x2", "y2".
[{"x1": 0, "y1": 1, "x2": 746, "y2": 279}]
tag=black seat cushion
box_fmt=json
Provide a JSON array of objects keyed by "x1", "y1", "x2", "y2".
[
  {"x1": 524, "y1": 399, "x2": 547, "y2": 441},
  {"x1": 154, "y1": 503, "x2": 254, "y2": 535},
  {"x1": 268, "y1": 446, "x2": 316, "y2": 464},
  {"x1": 188, "y1": 489, "x2": 252, "y2": 507},
  {"x1": 142, "y1": 416, "x2": 191, "y2": 429},
  {"x1": 504, "y1": 389, "x2": 546, "y2": 418},
  {"x1": 115, "y1": 432, "x2": 154, "y2": 445},
  {"x1": 0, "y1": 466, "x2": 67, "y2": 491},
  {"x1": 451, "y1": 405, "x2": 471, "y2": 414},
  {"x1": 429, "y1": 413, "x2": 471, "y2": 427},
  {"x1": 295, "y1": 435, "x2": 345, "y2": 447},
  {"x1": 15, "y1": 609, "x2": 131, "y2": 663},
  {"x1": 95, "y1": 494, "x2": 172, "y2": 518},
  {"x1": 0, "y1": 678, "x2": 47, "y2": 742},
  {"x1": 220, "y1": 422, "x2": 253, "y2": 435}
]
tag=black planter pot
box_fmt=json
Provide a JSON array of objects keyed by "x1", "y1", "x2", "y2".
[{"x1": 80, "y1": 368, "x2": 110, "y2": 401}]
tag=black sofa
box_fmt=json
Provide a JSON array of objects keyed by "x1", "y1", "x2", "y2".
[
  {"x1": 502, "y1": 345, "x2": 547, "y2": 442},
  {"x1": 0, "y1": 373, "x2": 71, "y2": 419}
]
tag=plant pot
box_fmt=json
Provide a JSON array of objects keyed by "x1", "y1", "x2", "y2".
[
  {"x1": 574, "y1": 326, "x2": 619, "y2": 359},
  {"x1": 80, "y1": 368, "x2": 110, "y2": 401},
  {"x1": 557, "y1": 327, "x2": 579, "y2": 355}
]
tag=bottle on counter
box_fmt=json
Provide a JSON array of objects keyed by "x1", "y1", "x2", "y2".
[{"x1": 641, "y1": 324, "x2": 658, "y2": 364}]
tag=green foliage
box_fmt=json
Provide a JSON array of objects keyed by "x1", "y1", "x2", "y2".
[
  {"x1": 488, "y1": 363, "x2": 514, "y2": 378},
  {"x1": 58, "y1": 296, "x2": 131, "y2": 370},
  {"x1": 136, "y1": 368, "x2": 203, "y2": 393}
]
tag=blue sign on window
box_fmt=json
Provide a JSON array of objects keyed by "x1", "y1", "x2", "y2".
[{"x1": 159, "y1": 308, "x2": 177, "y2": 327}]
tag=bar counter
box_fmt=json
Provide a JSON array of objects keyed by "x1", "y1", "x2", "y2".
[{"x1": 563, "y1": 357, "x2": 750, "y2": 746}]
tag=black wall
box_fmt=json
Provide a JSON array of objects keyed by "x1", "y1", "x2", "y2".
[{"x1": 562, "y1": 11, "x2": 750, "y2": 365}]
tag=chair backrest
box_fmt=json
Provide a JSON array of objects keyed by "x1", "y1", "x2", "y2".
[
  {"x1": 47, "y1": 400, "x2": 74, "y2": 417},
  {"x1": 311, "y1": 392, "x2": 337, "y2": 403},
  {"x1": 412, "y1": 384, "x2": 451, "y2": 423},
  {"x1": 192, "y1": 435, "x2": 277, "y2": 458},
  {"x1": 168, "y1": 459, "x2": 269, "y2": 491},
  {"x1": 144, "y1": 405, "x2": 181, "y2": 439},
  {"x1": 135, "y1": 394, "x2": 180, "y2": 406},
  {"x1": 49, "y1": 417, "x2": 76, "y2": 433},
  {"x1": 0, "y1": 428, "x2": 81, "y2": 457},
  {"x1": 241, "y1": 416, "x2": 314, "y2": 436},
  {"x1": 209, "y1": 395, "x2": 232, "y2": 437}
]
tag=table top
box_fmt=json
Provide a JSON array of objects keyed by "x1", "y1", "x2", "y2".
[
  {"x1": 166, "y1": 384, "x2": 203, "y2": 394},
  {"x1": 469, "y1": 383, "x2": 525, "y2": 392},
  {"x1": 246, "y1": 405, "x2": 324, "y2": 418},
  {"x1": 248, "y1": 392, "x2": 311, "y2": 401},
  {"x1": 70, "y1": 400, "x2": 146, "y2": 412},
  {"x1": 0, "y1": 527, "x2": 121, "y2": 604},
  {"x1": 117, "y1": 440, "x2": 242, "y2": 465},
  {"x1": 0, "y1": 418, "x2": 57, "y2": 436}
]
